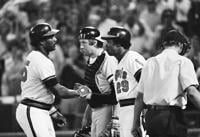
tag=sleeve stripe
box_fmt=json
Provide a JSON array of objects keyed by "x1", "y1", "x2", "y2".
[
  {"x1": 42, "y1": 75, "x2": 56, "y2": 82},
  {"x1": 107, "y1": 74, "x2": 113, "y2": 81},
  {"x1": 43, "y1": 77, "x2": 58, "y2": 88}
]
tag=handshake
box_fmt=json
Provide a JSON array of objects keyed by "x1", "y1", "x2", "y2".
[{"x1": 74, "y1": 83, "x2": 92, "y2": 98}]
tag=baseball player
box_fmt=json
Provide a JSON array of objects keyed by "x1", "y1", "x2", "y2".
[
  {"x1": 15, "y1": 23, "x2": 84, "y2": 137},
  {"x1": 101, "y1": 26, "x2": 146, "y2": 137},
  {"x1": 78, "y1": 26, "x2": 118, "y2": 137},
  {"x1": 132, "y1": 30, "x2": 200, "y2": 137}
]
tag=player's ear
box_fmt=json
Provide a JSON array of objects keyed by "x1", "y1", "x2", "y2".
[{"x1": 177, "y1": 42, "x2": 184, "y2": 54}]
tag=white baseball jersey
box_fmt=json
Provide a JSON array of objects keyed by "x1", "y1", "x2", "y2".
[
  {"x1": 95, "y1": 51, "x2": 118, "y2": 93},
  {"x1": 113, "y1": 50, "x2": 145, "y2": 137},
  {"x1": 21, "y1": 50, "x2": 56, "y2": 104},
  {"x1": 137, "y1": 49, "x2": 199, "y2": 109},
  {"x1": 114, "y1": 50, "x2": 145, "y2": 101}
]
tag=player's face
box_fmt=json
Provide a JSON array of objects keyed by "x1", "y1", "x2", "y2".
[
  {"x1": 106, "y1": 39, "x2": 118, "y2": 56},
  {"x1": 43, "y1": 35, "x2": 57, "y2": 52},
  {"x1": 79, "y1": 39, "x2": 95, "y2": 56}
]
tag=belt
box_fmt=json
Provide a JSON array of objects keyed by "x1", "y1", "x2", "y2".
[
  {"x1": 119, "y1": 98, "x2": 135, "y2": 107},
  {"x1": 21, "y1": 98, "x2": 52, "y2": 111},
  {"x1": 146, "y1": 105, "x2": 181, "y2": 111}
]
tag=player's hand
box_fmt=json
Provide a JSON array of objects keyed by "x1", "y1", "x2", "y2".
[
  {"x1": 74, "y1": 83, "x2": 83, "y2": 90},
  {"x1": 51, "y1": 111, "x2": 67, "y2": 127},
  {"x1": 77, "y1": 85, "x2": 92, "y2": 98}
]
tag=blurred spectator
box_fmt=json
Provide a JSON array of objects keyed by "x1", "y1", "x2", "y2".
[
  {"x1": 188, "y1": 36, "x2": 200, "y2": 72},
  {"x1": 60, "y1": 44, "x2": 85, "y2": 88},
  {"x1": 66, "y1": 8, "x2": 81, "y2": 35},
  {"x1": 140, "y1": 0, "x2": 161, "y2": 32},
  {"x1": 98, "y1": 5, "x2": 120, "y2": 36},
  {"x1": 1, "y1": 39, "x2": 27, "y2": 96},
  {"x1": 153, "y1": 9, "x2": 183, "y2": 55},
  {"x1": 49, "y1": 44, "x2": 65, "y2": 80},
  {"x1": 37, "y1": 1, "x2": 58, "y2": 28},
  {"x1": 188, "y1": 0, "x2": 200, "y2": 37},
  {"x1": 124, "y1": 9, "x2": 155, "y2": 59},
  {"x1": 157, "y1": 0, "x2": 175, "y2": 14},
  {"x1": 0, "y1": 19, "x2": 10, "y2": 57},
  {"x1": 59, "y1": 44, "x2": 86, "y2": 130},
  {"x1": 54, "y1": 5, "x2": 68, "y2": 25},
  {"x1": 175, "y1": 0, "x2": 191, "y2": 36}
]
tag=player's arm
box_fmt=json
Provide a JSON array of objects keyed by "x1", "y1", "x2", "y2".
[
  {"x1": 86, "y1": 81, "x2": 117, "y2": 105},
  {"x1": 132, "y1": 92, "x2": 145, "y2": 137},
  {"x1": 86, "y1": 56, "x2": 118, "y2": 105},
  {"x1": 43, "y1": 77, "x2": 79, "y2": 98},
  {"x1": 180, "y1": 59, "x2": 200, "y2": 109},
  {"x1": 132, "y1": 63, "x2": 146, "y2": 136},
  {"x1": 186, "y1": 85, "x2": 200, "y2": 109},
  {"x1": 133, "y1": 92, "x2": 145, "y2": 129}
]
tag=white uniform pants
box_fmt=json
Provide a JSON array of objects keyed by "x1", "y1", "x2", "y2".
[
  {"x1": 16, "y1": 104, "x2": 55, "y2": 137},
  {"x1": 119, "y1": 105, "x2": 135, "y2": 137},
  {"x1": 91, "y1": 105, "x2": 112, "y2": 137}
]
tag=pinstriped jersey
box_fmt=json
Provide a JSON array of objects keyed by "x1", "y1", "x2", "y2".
[{"x1": 20, "y1": 51, "x2": 55, "y2": 104}]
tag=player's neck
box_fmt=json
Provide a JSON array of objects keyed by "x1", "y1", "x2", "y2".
[
  {"x1": 116, "y1": 49, "x2": 128, "y2": 62},
  {"x1": 90, "y1": 48, "x2": 104, "y2": 58},
  {"x1": 39, "y1": 48, "x2": 49, "y2": 57}
]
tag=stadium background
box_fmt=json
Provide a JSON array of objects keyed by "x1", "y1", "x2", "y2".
[{"x1": 0, "y1": 0, "x2": 200, "y2": 136}]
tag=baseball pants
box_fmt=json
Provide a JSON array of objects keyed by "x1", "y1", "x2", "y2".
[
  {"x1": 91, "y1": 105, "x2": 112, "y2": 137},
  {"x1": 119, "y1": 105, "x2": 135, "y2": 137},
  {"x1": 16, "y1": 104, "x2": 55, "y2": 137},
  {"x1": 145, "y1": 107, "x2": 187, "y2": 137}
]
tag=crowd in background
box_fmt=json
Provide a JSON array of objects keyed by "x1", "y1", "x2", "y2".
[{"x1": 0, "y1": 0, "x2": 200, "y2": 131}]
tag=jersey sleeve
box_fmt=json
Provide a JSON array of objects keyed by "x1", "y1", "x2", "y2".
[
  {"x1": 179, "y1": 58, "x2": 199, "y2": 90},
  {"x1": 103, "y1": 56, "x2": 117, "y2": 83},
  {"x1": 131, "y1": 53, "x2": 146, "y2": 76},
  {"x1": 136, "y1": 63, "x2": 146, "y2": 94},
  {"x1": 36, "y1": 57, "x2": 56, "y2": 81}
]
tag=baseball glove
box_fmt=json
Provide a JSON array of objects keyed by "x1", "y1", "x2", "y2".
[
  {"x1": 50, "y1": 109, "x2": 67, "y2": 127},
  {"x1": 75, "y1": 83, "x2": 92, "y2": 97}
]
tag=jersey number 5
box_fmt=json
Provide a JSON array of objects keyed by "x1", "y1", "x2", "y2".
[
  {"x1": 21, "y1": 61, "x2": 30, "y2": 82},
  {"x1": 21, "y1": 68, "x2": 27, "y2": 82}
]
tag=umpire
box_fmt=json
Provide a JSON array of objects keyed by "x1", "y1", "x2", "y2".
[{"x1": 132, "y1": 30, "x2": 200, "y2": 137}]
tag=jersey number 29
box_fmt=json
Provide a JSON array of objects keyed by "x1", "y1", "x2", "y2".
[{"x1": 115, "y1": 70, "x2": 129, "y2": 93}]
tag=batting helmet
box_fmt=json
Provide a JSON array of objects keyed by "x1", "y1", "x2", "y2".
[
  {"x1": 79, "y1": 26, "x2": 104, "y2": 43},
  {"x1": 73, "y1": 126, "x2": 91, "y2": 137},
  {"x1": 101, "y1": 26, "x2": 131, "y2": 49},
  {"x1": 29, "y1": 23, "x2": 59, "y2": 46},
  {"x1": 162, "y1": 29, "x2": 190, "y2": 55}
]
